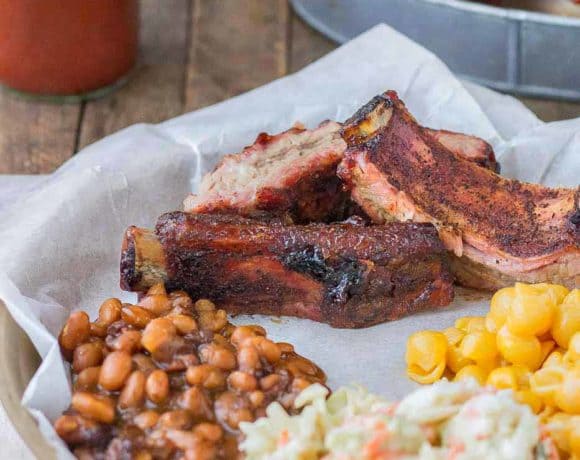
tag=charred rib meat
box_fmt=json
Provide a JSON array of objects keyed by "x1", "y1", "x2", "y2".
[
  {"x1": 120, "y1": 212, "x2": 454, "y2": 328},
  {"x1": 183, "y1": 121, "x2": 349, "y2": 223},
  {"x1": 338, "y1": 91, "x2": 580, "y2": 290},
  {"x1": 184, "y1": 120, "x2": 498, "y2": 223}
]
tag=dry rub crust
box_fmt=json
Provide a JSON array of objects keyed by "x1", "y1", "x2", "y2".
[
  {"x1": 425, "y1": 128, "x2": 499, "y2": 173},
  {"x1": 339, "y1": 91, "x2": 580, "y2": 290},
  {"x1": 121, "y1": 212, "x2": 454, "y2": 328},
  {"x1": 184, "y1": 120, "x2": 500, "y2": 224}
]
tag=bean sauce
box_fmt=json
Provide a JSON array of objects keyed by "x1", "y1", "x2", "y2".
[{"x1": 55, "y1": 285, "x2": 326, "y2": 459}]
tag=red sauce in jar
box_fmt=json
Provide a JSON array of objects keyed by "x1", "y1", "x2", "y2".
[{"x1": 0, "y1": 0, "x2": 138, "y2": 95}]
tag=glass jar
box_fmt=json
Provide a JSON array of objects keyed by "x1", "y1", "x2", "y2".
[{"x1": 0, "y1": 0, "x2": 139, "y2": 102}]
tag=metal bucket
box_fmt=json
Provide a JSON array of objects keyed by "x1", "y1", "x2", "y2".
[{"x1": 291, "y1": 0, "x2": 580, "y2": 100}]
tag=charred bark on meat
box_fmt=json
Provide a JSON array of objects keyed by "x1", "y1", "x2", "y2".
[{"x1": 120, "y1": 212, "x2": 454, "y2": 328}]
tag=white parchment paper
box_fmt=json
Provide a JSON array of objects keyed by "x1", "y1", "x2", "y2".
[{"x1": 0, "y1": 24, "x2": 578, "y2": 459}]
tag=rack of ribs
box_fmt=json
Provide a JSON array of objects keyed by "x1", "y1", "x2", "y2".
[
  {"x1": 338, "y1": 91, "x2": 580, "y2": 290},
  {"x1": 120, "y1": 212, "x2": 454, "y2": 328},
  {"x1": 183, "y1": 120, "x2": 498, "y2": 223}
]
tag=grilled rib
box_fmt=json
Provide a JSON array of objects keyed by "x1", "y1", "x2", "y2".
[
  {"x1": 120, "y1": 212, "x2": 454, "y2": 328},
  {"x1": 338, "y1": 91, "x2": 580, "y2": 290},
  {"x1": 183, "y1": 121, "x2": 349, "y2": 223},
  {"x1": 183, "y1": 121, "x2": 498, "y2": 223}
]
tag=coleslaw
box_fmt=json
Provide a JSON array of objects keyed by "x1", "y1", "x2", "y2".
[{"x1": 239, "y1": 380, "x2": 558, "y2": 460}]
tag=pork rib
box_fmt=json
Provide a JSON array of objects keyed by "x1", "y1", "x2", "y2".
[
  {"x1": 183, "y1": 121, "x2": 498, "y2": 223},
  {"x1": 338, "y1": 91, "x2": 580, "y2": 290},
  {"x1": 425, "y1": 128, "x2": 499, "y2": 173},
  {"x1": 120, "y1": 212, "x2": 453, "y2": 328},
  {"x1": 183, "y1": 121, "x2": 349, "y2": 223}
]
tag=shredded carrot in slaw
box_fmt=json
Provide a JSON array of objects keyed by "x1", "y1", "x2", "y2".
[{"x1": 278, "y1": 429, "x2": 290, "y2": 447}]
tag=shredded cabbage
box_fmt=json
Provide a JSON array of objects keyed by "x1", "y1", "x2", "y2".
[{"x1": 239, "y1": 380, "x2": 549, "y2": 460}]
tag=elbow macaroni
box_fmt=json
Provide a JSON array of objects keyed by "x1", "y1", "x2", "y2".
[{"x1": 405, "y1": 283, "x2": 580, "y2": 458}]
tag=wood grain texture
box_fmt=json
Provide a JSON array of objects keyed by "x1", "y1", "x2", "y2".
[
  {"x1": 185, "y1": 0, "x2": 289, "y2": 111},
  {"x1": 519, "y1": 97, "x2": 580, "y2": 123},
  {"x1": 289, "y1": 13, "x2": 336, "y2": 73},
  {"x1": 1, "y1": 2, "x2": 579, "y2": 174},
  {"x1": 77, "y1": 0, "x2": 190, "y2": 150},
  {"x1": 0, "y1": 94, "x2": 80, "y2": 174}
]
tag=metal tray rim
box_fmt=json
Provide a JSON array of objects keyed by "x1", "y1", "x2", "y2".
[
  {"x1": 292, "y1": 0, "x2": 580, "y2": 47},
  {"x1": 291, "y1": 0, "x2": 580, "y2": 101},
  {"x1": 424, "y1": 0, "x2": 580, "y2": 26}
]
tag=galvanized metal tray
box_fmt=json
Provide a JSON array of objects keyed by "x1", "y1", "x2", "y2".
[{"x1": 291, "y1": 0, "x2": 580, "y2": 100}]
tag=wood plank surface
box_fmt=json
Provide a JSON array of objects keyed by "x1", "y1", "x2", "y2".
[
  {"x1": 0, "y1": 95, "x2": 80, "y2": 174},
  {"x1": 185, "y1": 0, "x2": 289, "y2": 111},
  {"x1": 0, "y1": 3, "x2": 579, "y2": 175},
  {"x1": 519, "y1": 97, "x2": 580, "y2": 123},
  {"x1": 77, "y1": 0, "x2": 191, "y2": 150},
  {"x1": 289, "y1": 11, "x2": 336, "y2": 73}
]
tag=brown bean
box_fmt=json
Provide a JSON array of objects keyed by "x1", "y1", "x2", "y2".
[
  {"x1": 194, "y1": 423, "x2": 222, "y2": 442},
  {"x1": 230, "y1": 326, "x2": 266, "y2": 348},
  {"x1": 214, "y1": 392, "x2": 253, "y2": 429},
  {"x1": 54, "y1": 414, "x2": 80, "y2": 437},
  {"x1": 98, "y1": 298, "x2": 122, "y2": 325},
  {"x1": 132, "y1": 354, "x2": 157, "y2": 374},
  {"x1": 248, "y1": 391, "x2": 265, "y2": 408},
  {"x1": 185, "y1": 364, "x2": 225, "y2": 390},
  {"x1": 89, "y1": 321, "x2": 108, "y2": 338},
  {"x1": 118, "y1": 370, "x2": 146, "y2": 409},
  {"x1": 54, "y1": 414, "x2": 107, "y2": 446},
  {"x1": 98, "y1": 351, "x2": 133, "y2": 391},
  {"x1": 138, "y1": 294, "x2": 171, "y2": 316},
  {"x1": 74, "y1": 366, "x2": 101, "y2": 392},
  {"x1": 146, "y1": 283, "x2": 167, "y2": 296},
  {"x1": 111, "y1": 330, "x2": 142, "y2": 354},
  {"x1": 221, "y1": 323, "x2": 237, "y2": 339},
  {"x1": 260, "y1": 374, "x2": 281, "y2": 391},
  {"x1": 157, "y1": 410, "x2": 193, "y2": 430},
  {"x1": 194, "y1": 299, "x2": 216, "y2": 313},
  {"x1": 199, "y1": 343, "x2": 236, "y2": 371},
  {"x1": 169, "y1": 314, "x2": 198, "y2": 334},
  {"x1": 73, "y1": 343, "x2": 104, "y2": 373},
  {"x1": 287, "y1": 356, "x2": 325, "y2": 380},
  {"x1": 212, "y1": 334, "x2": 230, "y2": 347},
  {"x1": 277, "y1": 342, "x2": 294, "y2": 353},
  {"x1": 228, "y1": 371, "x2": 257, "y2": 392},
  {"x1": 134, "y1": 451, "x2": 153, "y2": 460},
  {"x1": 121, "y1": 305, "x2": 155, "y2": 329},
  {"x1": 292, "y1": 377, "x2": 313, "y2": 393},
  {"x1": 133, "y1": 410, "x2": 159, "y2": 431},
  {"x1": 141, "y1": 318, "x2": 176, "y2": 354},
  {"x1": 146, "y1": 370, "x2": 169, "y2": 405},
  {"x1": 165, "y1": 430, "x2": 217, "y2": 460},
  {"x1": 198, "y1": 309, "x2": 228, "y2": 332},
  {"x1": 59, "y1": 311, "x2": 90, "y2": 352},
  {"x1": 178, "y1": 387, "x2": 212, "y2": 419},
  {"x1": 176, "y1": 354, "x2": 199, "y2": 369},
  {"x1": 251, "y1": 337, "x2": 281, "y2": 364},
  {"x1": 169, "y1": 291, "x2": 193, "y2": 312},
  {"x1": 237, "y1": 345, "x2": 260, "y2": 372},
  {"x1": 72, "y1": 392, "x2": 115, "y2": 423}
]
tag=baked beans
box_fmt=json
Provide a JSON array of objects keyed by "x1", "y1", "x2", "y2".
[{"x1": 54, "y1": 286, "x2": 326, "y2": 459}]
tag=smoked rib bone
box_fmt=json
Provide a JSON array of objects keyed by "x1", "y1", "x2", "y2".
[
  {"x1": 183, "y1": 120, "x2": 498, "y2": 223},
  {"x1": 339, "y1": 91, "x2": 580, "y2": 290},
  {"x1": 121, "y1": 212, "x2": 454, "y2": 328}
]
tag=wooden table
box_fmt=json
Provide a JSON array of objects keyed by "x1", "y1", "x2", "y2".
[{"x1": 1, "y1": 0, "x2": 579, "y2": 174}]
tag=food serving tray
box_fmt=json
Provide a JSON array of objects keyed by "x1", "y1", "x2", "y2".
[{"x1": 291, "y1": 0, "x2": 580, "y2": 100}]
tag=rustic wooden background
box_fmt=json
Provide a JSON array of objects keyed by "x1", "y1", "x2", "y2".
[{"x1": 1, "y1": 0, "x2": 579, "y2": 174}]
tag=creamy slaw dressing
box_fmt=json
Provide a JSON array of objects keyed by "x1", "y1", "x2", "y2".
[{"x1": 240, "y1": 380, "x2": 555, "y2": 460}]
